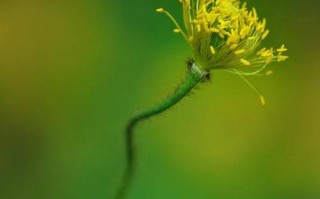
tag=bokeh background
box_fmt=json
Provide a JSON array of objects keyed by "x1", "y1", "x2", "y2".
[{"x1": 0, "y1": 0, "x2": 319, "y2": 199}]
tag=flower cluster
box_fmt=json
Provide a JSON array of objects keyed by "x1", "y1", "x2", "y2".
[{"x1": 157, "y1": 0, "x2": 288, "y2": 76}]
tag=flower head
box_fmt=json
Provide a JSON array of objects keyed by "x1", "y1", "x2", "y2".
[
  {"x1": 157, "y1": 0, "x2": 288, "y2": 105},
  {"x1": 157, "y1": 0, "x2": 288, "y2": 74}
]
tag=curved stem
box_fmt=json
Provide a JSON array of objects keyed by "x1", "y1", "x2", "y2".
[{"x1": 114, "y1": 64, "x2": 207, "y2": 199}]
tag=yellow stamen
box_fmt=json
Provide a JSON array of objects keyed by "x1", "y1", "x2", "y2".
[
  {"x1": 257, "y1": 48, "x2": 267, "y2": 55},
  {"x1": 240, "y1": 59, "x2": 251, "y2": 66},
  {"x1": 262, "y1": 30, "x2": 269, "y2": 39},
  {"x1": 157, "y1": 8, "x2": 188, "y2": 41},
  {"x1": 218, "y1": 32, "x2": 225, "y2": 38},
  {"x1": 196, "y1": 24, "x2": 201, "y2": 32},
  {"x1": 261, "y1": 50, "x2": 273, "y2": 57},
  {"x1": 235, "y1": 71, "x2": 266, "y2": 106},
  {"x1": 230, "y1": 44, "x2": 238, "y2": 50},
  {"x1": 277, "y1": 55, "x2": 289, "y2": 62},
  {"x1": 277, "y1": 45, "x2": 287, "y2": 52},
  {"x1": 156, "y1": 8, "x2": 164, "y2": 13},
  {"x1": 240, "y1": 26, "x2": 250, "y2": 39},
  {"x1": 210, "y1": 46, "x2": 216, "y2": 55},
  {"x1": 209, "y1": 28, "x2": 220, "y2": 33},
  {"x1": 235, "y1": 49, "x2": 245, "y2": 55}
]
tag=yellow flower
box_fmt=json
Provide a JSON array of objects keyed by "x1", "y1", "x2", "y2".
[
  {"x1": 157, "y1": 0, "x2": 288, "y2": 105},
  {"x1": 157, "y1": 0, "x2": 288, "y2": 75}
]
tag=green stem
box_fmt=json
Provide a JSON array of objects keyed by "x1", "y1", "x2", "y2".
[{"x1": 114, "y1": 64, "x2": 208, "y2": 199}]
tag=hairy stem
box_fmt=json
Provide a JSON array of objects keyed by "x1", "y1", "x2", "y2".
[{"x1": 114, "y1": 64, "x2": 207, "y2": 199}]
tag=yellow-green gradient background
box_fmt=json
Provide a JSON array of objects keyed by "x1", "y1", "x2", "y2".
[{"x1": 0, "y1": 0, "x2": 319, "y2": 199}]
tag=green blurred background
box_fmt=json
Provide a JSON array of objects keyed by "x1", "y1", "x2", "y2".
[{"x1": 0, "y1": 0, "x2": 319, "y2": 199}]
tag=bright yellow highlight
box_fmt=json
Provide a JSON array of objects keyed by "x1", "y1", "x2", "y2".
[{"x1": 157, "y1": 0, "x2": 288, "y2": 105}]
